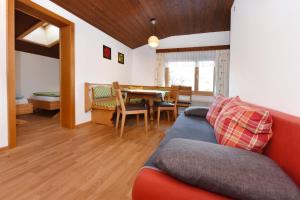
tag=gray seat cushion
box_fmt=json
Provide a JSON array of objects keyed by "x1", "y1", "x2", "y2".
[
  {"x1": 184, "y1": 106, "x2": 209, "y2": 118},
  {"x1": 177, "y1": 101, "x2": 191, "y2": 105},
  {"x1": 155, "y1": 138, "x2": 300, "y2": 200},
  {"x1": 154, "y1": 101, "x2": 174, "y2": 107},
  {"x1": 144, "y1": 114, "x2": 216, "y2": 167},
  {"x1": 124, "y1": 105, "x2": 147, "y2": 111}
]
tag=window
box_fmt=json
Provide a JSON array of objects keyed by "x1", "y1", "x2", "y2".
[
  {"x1": 168, "y1": 61, "x2": 195, "y2": 90},
  {"x1": 17, "y1": 22, "x2": 60, "y2": 48},
  {"x1": 165, "y1": 60, "x2": 215, "y2": 93},
  {"x1": 198, "y1": 61, "x2": 215, "y2": 92}
]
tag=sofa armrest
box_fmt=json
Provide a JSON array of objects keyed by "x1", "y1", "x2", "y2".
[{"x1": 132, "y1": 168, "x2": 229, "y2": 200}]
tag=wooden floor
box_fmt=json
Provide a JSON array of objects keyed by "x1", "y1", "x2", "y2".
[{"x1": 0, "y1": 113, "x2": 172, "y2": 200}]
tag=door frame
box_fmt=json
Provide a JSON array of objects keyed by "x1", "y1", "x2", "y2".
[{"x1": 7, "y1": 0, "x2": 75, "y2": 148}]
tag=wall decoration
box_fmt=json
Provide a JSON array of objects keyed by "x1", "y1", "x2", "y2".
[
  {"x1": 118, "y1": 52, "x2": 124, "y2": 64},
  {"x1": 103, "y1": 45, "x2": 111, "y2": 60}
]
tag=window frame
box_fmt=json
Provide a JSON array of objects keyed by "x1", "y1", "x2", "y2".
[{"x1": 164, "y1": 60, "x2": 215, "y2": 96}]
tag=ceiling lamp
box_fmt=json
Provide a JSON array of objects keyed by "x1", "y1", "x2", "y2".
[{"x1": 148, "y1": 18, "x2": 159, "y2": 48}]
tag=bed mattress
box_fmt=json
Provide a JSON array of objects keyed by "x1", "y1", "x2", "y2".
[{"x1": 29, "y1": 95, "x2": 60, "y2": 102}]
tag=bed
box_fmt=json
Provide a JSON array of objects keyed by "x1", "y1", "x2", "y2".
[
  {"x1": 28, "y1": 92, "x2": 60, "y2": 111},
  {"x1": 16, "y1": 97, "x2": 33, "y2": 115}
]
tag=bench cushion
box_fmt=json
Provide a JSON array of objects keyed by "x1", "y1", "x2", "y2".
[
  {"x1": 93, "y1": 86, "x2": 112, "y2": 98},
  {"x1": 145, "y1": 114, "x2": 216, "y2": 167},
  {"x1": 215, "y1": 98, "x2": 273, "y2": 153},
  {"x1": 129, "y1": 98, "x2": 145, "y2": 104},
  {"x1": 92, "y1": 101, "x2": 117, "y2": 110},
  {"x1": 184, "y1": 106, "x2": 209, "y2": 118},
  {"x1": 206, "y1": 95, "x2": 232, "y2": 126},
  {"x1": 155, "y1": 138, "x2": 300, "y2": 200}
]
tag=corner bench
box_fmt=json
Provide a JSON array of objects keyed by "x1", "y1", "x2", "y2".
[
  {"x1": 84, "y1": 82, "x2": 173, "y2": 126},
  {"x1": 85, "y1": 83, "x2": 117, "y2": 126}
]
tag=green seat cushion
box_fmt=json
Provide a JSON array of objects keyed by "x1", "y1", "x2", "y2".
[
  {"x1": 33, "y1": 92, "x2": 60, "y2": 97},
  {"x1": 111, "y1": 88, "x2": 116, "y2": 97},
  {"x1": 92, "y1": 101, "x2": 117, "y2": 110},
  {"x1": 128, "y1": 86, "x2": 144, "y2": 90},
  {"x1": 129, "y1": 98, "x2": 144, "y2": 104},
  {"x1": 93, "y1": 86, "x2": 112, "y2": 98},
  {"x1": 158, "y1": 87, "x2": 169, "y2": 91}
]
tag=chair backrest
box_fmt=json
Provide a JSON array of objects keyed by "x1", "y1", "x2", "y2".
[
  {"x1": 112, "y1": 82, "x2": 126, "y2": 112},
  {"x1": 169, "y1": 85, "x2": 179, "y2": 105},
  {"x1": 178, "y1": 85, "x2": 192, "y2": 102}
]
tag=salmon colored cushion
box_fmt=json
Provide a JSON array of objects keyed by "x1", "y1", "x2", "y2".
[
  {"x1": 214, "y1": 99, "x2": 273, "y2": 153},
  {"x1": 206, "y1": 96, "x2": 232, "y2": 127}
]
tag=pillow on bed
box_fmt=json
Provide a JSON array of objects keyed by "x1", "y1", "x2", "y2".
[
  {"x1": 16, "y1": 96, "x2": 24, "y2": 100},
  {"x1": 155, "y1": 138, "x2": 300, "y2": 200},
  {"x1": 33, "y1": 92, "x2": 60, "y2": 97}
]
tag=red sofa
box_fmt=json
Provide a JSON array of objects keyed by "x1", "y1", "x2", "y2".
[{"x1": 132, "y1": 104, "x2": 300, "y2": 200}]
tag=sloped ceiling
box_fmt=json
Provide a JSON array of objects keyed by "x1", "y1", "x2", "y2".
[{"x1": 50, "y1": 0, "x2": 234, "y2": 49}]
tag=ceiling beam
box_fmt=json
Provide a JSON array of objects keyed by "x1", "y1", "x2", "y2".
[{"x1": 156, "y1": 45, "x2": 230, "y2": 53}]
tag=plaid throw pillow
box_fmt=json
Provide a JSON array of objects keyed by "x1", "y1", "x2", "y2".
[
  {"x1": 206, "y1": 95, "x2": 232, "y2": 127},
  {"x1": 214, "y1": 99, "x2": 273, "y2": 153},
  {"x1": 93, "y1": 86, "x2": 112, "y2": 99}
]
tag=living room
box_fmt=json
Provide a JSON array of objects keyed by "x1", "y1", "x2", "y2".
[{"x1": 0, "y1": 0, "x2": 299, "y2": 199}]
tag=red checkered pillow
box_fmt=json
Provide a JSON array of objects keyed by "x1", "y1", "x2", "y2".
[
  {"x1": 214, "y1": 99, "x2": 273, "y2": 153},
  {"x1": 206, "y1": 95, "x2": 232, "y2": 127}
]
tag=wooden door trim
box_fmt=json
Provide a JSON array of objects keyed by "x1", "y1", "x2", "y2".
[
  {"x1": 6, "y1": 0, "x2": 16, "y2": 148},
  {"x1": 7, "y1": 0, "x2": 75, "y2": 148}
]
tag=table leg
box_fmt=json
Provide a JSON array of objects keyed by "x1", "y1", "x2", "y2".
[{"x1": 148, "y1": 99, "x2": 154, "y2": 127}]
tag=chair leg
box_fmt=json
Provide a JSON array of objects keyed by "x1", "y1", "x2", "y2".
[
  {"x1": 144, "y1": 112, "x2": 148, "y2": 133},
  {"x1": 173, "y1": 108, "x2": 177, "y2": 120},
  {"x1": 157, "y1": 108, "x2": 161, "y2": 128},
  {"x1": 120, "y1": 114, "x2": 126, "y2": 137},
  {"x1": 116, "y1": 110, "x2": 120, "y2": 128},
  {"x1": 167, "y1": 111, "x2": 170, "y2": 122},
  {"x1": 136, "y1": 114, "x2": 139, "y2": 126}
]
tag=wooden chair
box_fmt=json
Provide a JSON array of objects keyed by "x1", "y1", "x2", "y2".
[
  {"x1": 113, "y1": 82, "x2": 148, "y2": 137},
  {"x1": 155, "y1": 85, "x2": 179, "y2": 128},
  {"x1": 177, "y1": 85, "x2": 192, "y2": 112}
]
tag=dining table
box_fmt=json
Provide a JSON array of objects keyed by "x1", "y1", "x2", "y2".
[{"x1": 121, "y1": 89, "x2": 168, "y2": 127}]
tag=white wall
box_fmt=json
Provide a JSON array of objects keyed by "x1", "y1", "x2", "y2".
[
  {"x1": 230, "y1": 0, "x2": 300, "y2": 116},
  {"x1": 132, "y1": 45, "x2": 157, "y2": 85},
  {"x1": 159, "y1": 31, "x2": 230, "y2": 49},
  {"x1": 132, "y1": 31, "x2": 230, "y2": 86},
  {"x1": 15, "y1": 51, "x2": 60, "y2": 98},
  {"x1": 0, "y1": 0, "x2": 8, "y2": 147},
  {"x1": 32, "y1": 0, "x2": 133, "y2": 125}
]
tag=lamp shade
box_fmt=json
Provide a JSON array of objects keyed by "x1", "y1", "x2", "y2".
[{"x1": 148, "y1": 35, "x2": 159, "y2": 48}]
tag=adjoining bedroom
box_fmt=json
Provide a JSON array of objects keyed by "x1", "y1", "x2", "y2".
[{"x1": 14, "y1": 9, "x2": 61, "y2": 142}]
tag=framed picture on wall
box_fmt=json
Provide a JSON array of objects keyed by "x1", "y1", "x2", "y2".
[
  {"x1": 118, "y1": 52, "x2": 124, "y2": 64},
  {"x1": 103, "y1": 45, "x2": 111, "y2": 60}
]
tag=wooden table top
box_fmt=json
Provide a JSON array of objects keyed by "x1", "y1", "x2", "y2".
[{"x1": 122, "y1": 89, "x2": 168, "y2": 95}]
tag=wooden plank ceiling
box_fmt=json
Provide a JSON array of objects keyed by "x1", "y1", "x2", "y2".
[
  {"x1": 50, "y1": 0, "x2": 234, "y2": 49},
  {"x1": 15, "y1": 10, "x2": 60, "y2": 58}
]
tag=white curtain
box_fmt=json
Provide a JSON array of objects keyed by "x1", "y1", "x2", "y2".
[
  {"x1": 214, "y1": 50, "x2": 230, "y2": 96},
  {"x1": 155, "y1": 53, "x2": 165, "y2": 86},
  {"x1": 155, "y1": 51, "x2": 216, "y2": 85},
  {"x1": 163, "y1": 51, "x2": 216, "y2": 63}
]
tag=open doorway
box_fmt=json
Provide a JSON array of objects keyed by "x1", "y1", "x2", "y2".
[
  {"x1": 7, "y1": 0, "x2": 75, "y2": 148},
  {"x1": 15, "y1": 10, "x2": 61, "y2": 129}
]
